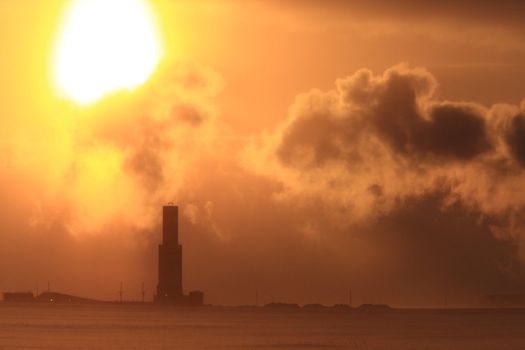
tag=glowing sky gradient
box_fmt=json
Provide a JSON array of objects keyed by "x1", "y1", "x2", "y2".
[{"x1": 1, "y1": 0, "x2": 525, "y2": 307}]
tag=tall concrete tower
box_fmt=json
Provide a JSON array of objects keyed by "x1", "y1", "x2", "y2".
[{"x1": 155, "y1": 205, "x2": 183, "y2": 302}]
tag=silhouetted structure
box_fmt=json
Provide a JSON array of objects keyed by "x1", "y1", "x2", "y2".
[
  {"x1": 154, "y1": 204, "x2": 203, "y2": 306},
  {"x1": 3, "y1": 292, "x2": 34, "y2": 302},
  {"x1": 189, "y1": 291, "x2": 204, "y2": 306},
  {"x1": 303, "y1": 303, "x2": 329, "y2": 311},
  {"x1": 2, "y1": 291, "x2": 99, "y2": 304},
  {"x1": 35, "y1": 292, "x2": 99, "y2": 304},
  {"x1": 4, "y1": 204, "x2": 204, "y2": 306},
  {"x1": 357, "y1": 304, "x2": 391, "y2": 312},
  {"x1": 485, "y1": 294, "x2": 525, "y2": 308},
  {"x1": 264, "y1": 302, "x2": 300, "y2": 310}
]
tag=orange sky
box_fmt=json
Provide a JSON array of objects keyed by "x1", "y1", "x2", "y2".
[{"x1": 1, "y1": 0, "x2": 525, "y2": 307}]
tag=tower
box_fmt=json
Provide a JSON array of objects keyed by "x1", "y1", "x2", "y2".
[{"x1": 155, "y1": 204, "x2": 183, "y2": 302}]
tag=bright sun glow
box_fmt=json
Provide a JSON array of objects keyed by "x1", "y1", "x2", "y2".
[{"x1": 53, "y1": 0, "x2": 163, "y2": 105}]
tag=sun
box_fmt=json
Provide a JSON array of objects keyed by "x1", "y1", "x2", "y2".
[{"x1": 52, "y1": 0, "x2": 163, "y2": 105}]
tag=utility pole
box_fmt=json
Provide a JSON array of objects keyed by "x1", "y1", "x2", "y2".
[
  {"x1": 255, "y1": 290, "x2": 259, "y2": 307},
  {"x1": 348, "y1": 288, "x2": 352, "y2": 308},
  {"x1": 119, "y1": 282, "x2": 123, "y2": 303},
  {"x1": 141, "y1": 282, "x2": 145, "y2": 303},
  {"x1": 47, "y1": 281, "x2": 50, "y2": 293}
]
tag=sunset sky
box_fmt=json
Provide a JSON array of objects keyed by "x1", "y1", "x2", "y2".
[{"x1": 1, "y1": 0, "x2": 525, "y2": 307}]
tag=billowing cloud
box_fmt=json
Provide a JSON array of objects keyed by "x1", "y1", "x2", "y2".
[
  {"x1": 276, "y1": 67, "x2": 492, "y2": 167},
  {"x1": 504, "y1": 112, "x2": 525, "y2": 166},
  {"x1": 247, "y1": 65, "x2": 525, "y2": 242}
]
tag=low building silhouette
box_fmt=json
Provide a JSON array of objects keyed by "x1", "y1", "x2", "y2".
[
  {"x1": 189, "y1": 291, "x2": 204, "y2": 306},
  {"x1": 264, "y1": 302, "x2": 300, "y2": 310},
  {"x1": 357, "y1": 304, "x2": 391, "y2": 311},
  {"x1": 3, "y1": 292, "x2": 34, "y2": 302},
  {"x1": 485, "y1": 294, "x2": 525, "y2": 308},
  {"x1": 3, "y1": 291, "x2": 99, "y2": 304},
  {"x1": 302, "y1": 303, "x2": 329, "y2": 311},
  {"x1": 35, "y1": 292, "x2": 99, "y2": 304}
]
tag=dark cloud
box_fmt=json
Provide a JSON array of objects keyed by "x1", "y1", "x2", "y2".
[
  {"x1": 505, "y1": 113, "x2": 525, "y2": 166},
  {"x1": 251, "y1": 64, "x2": 525, "y2": 261},
  {"x1": 124, "y1": 148, "x2": 164, "y2": 192},
  {"x1": 276, "y1": 110, "x2": 354, "y2": 168},
  {"x1": 370, "y1": 71, "x2": 491, "y2": 161},
  {"x1": 171, "y1": 103, "x2": 205, "y2": 126},
  {"x1": 424, "y1": 103, "x2": 490, "y2": 160},
  {"x1": 276, "y1": 66, "x2": 492, "y2": 171}
]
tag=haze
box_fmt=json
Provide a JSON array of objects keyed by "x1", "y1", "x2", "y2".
[{"x1": 1, "y1": 0, "x2": 525, "y2": 308}]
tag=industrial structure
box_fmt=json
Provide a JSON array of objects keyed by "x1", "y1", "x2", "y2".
[
  {"x1": 154, "y1": 204, "x2": 204, "y2": 306},
  {"x1": 484, "y1": 294, "x2": 525, "y2": 308},
  {"x1": 3, "y1": 204, "x2": 204, "y2": 306},
  {"x1": 2, "y1": 291, "x2": 98, "y2": 303}
]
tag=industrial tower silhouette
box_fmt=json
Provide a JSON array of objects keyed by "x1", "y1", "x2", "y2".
[{"x1": 154, "y1": 204, "x2": 204, "y2": 306}]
